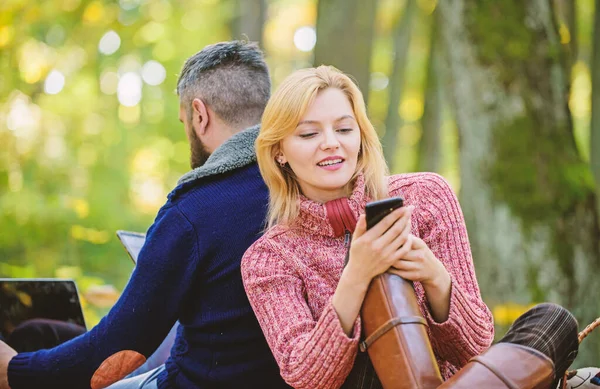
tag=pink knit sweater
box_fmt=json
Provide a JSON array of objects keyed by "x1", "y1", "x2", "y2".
[{"x1": 241, "y1": 173, "x2": 494, "y2": 389}]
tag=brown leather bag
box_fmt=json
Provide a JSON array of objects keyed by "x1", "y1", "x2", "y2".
[
  {"x1": 360, "y1": 272, "x2": 443, "y2": 389},
  {"x1": 437, "y1": 343, "x2": 554, "y2": 389}
]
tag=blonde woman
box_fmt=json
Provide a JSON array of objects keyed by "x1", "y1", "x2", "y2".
[{"x1": 241, "y1": 66, "x2": 578, "y2": 389}]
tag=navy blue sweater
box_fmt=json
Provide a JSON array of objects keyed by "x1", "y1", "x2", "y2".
[{"x1": 8, "y1": 127, "x2": 289, "y2": 389}]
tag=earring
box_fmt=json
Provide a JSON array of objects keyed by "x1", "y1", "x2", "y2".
[{"x1": 276, "y1": 155, "x2": 286, "y2": 167}]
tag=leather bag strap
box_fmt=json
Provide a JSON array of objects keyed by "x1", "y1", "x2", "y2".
[
  {"x1": 359, "y1": 316, "x2": 427, "y2": 352},
  {"x1": 470, "y1": 355, "x2": 519, "y2": 389}
]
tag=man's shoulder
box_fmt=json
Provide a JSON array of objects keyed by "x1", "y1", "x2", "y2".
[
  {"x1": 167, "y1": 163, "x2": 268, "y2": 223},
  {"x1": 170, "y1": 162, "x2": 264, "y2": 201}
]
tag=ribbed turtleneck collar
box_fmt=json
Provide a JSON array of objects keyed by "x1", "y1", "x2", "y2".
[{"x1": 294, "y1": 175, "x2": 368, "y2": 238}]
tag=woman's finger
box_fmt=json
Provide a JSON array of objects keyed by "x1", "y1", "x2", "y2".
[
  {"x1": 409, "y1": 235, "x2": 427, "y2": 249},
  {"x1": 395, "y1": 248, "x2": 427, "y2": 264},
  {"x1": 381, "y1": 220, "x2": 412, "y2": 260},
  {"x1": 391, "y1": 259, "x2": 420, "y2": 272},
  {"x1": 387, "y1": 267, "x2": 422, "y2": 282},
  {"x1": 393, "y1": 234, "x2": 414, "y2": 259},
  {"x1": 364, "y1": 206, "x2": 407, "y2": 239},
  {"x1": 352, "y1": 214, "x2": 367, "y2": 239},
  {"x1": 375, "y1": 206, "x2": 414, "y2": 249}
]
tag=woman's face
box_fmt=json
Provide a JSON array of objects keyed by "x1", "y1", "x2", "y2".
[{"x1": 279, "y1": 87, "x2": 361, "y2": 203}]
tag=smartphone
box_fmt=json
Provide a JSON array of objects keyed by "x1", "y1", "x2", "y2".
[{"x1": 365, "y1": 197, "x2": 404, "y2": 230}]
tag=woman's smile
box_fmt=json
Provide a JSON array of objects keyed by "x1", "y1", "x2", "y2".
[{"x1": 316, "y1": 156, "x2": 345, "y2": 170}]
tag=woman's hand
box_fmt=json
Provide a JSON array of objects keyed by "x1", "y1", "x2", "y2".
[
  {"x1": 388, "y1": 235, "x2": 449, "y2": 288},
  {"x1": 389, "y1": 235, "x2": 452, "y2": 322},
  {"x1": 344, "y1": 205, "x2": 414, "y2": 288},
  {"x1": 332, "y1": 205, "x2": 413, "y2": 335}
]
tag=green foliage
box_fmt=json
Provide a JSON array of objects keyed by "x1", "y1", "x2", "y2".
[
  {"x1": 488, "y1": 113, "x2": 596, "y2": 287},
  {"x1": 488, "y1": 116, "x2": 595, "y2": 229},
  {"x1": 467, "y1": 1, "x2": 533, "y2": 63},
  {"x1": 0, "y1": 0, "x2": 233, "y2": 324},
  {"x1": 465, "y1": 1, "x2": 562, "y2": 86}
]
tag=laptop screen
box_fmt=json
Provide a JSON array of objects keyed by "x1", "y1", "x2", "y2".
[
  {"x1": 0, "y1": 279, "x2": 87, "y2": 341},
  {"x1": 116, "y1": 230, "x2": 146, "y2": 264}
]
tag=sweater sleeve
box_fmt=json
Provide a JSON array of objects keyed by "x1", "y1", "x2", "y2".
[
  {"x1": 241, "y1": 239, "x2": 360, "y2": 389},
  {"x1": 7, "y1": 203, "x2": 199, "y2": 389},
  {"x1": 408, "y1": 173, "x2": 494, "y2": 369}
]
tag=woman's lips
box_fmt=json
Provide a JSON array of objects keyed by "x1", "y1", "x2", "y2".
[{"x1": 317, "y1": 159, "x2": 344, "y2": 171}]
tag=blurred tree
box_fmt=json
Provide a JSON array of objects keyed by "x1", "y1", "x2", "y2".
[
  {"x1": 592, "y1": 0, "x2": 600, "y2": 214},
  {"x1": 230, "y1": 0, "x2": 266, "y2": 43},
  {"x1": 381, "y1": 0, "x2": 416, "y2": 169},
  {"x1": 417, "y1": 10, "x2": 442, "y2": 173},
  {"x1": 555, "y1": 0, "x2": 578, "y2": 69},
  {"x1": 568, "y1": 0, "x2": 579, "y2": 62},
  {"x1": 438, "y1": 0, "x2": 600, "y2": 365},
  {"x1": 0, "y1": 0, "x2": 232, "y2": 325},
  {"x1": 314, "y1": 0, "x2": 378, "y2": 104}
]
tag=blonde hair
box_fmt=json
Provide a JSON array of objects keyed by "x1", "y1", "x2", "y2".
[{"x1": 256, "y1": 66, "x2": 389, "y2": 227}]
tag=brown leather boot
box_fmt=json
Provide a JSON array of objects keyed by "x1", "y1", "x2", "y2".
[
  {"x1": 438, "y1": 343, "x2": 555, "y2": 389},
  {"x1": 361, "y1": 273, "x2": 443, "y2": 389}
]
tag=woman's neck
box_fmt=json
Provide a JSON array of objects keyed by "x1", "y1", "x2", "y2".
[{"x1": 300, "y1": 182, "x2": 354, "y2": 204}]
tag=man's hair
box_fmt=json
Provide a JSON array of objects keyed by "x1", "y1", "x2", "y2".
[{"x1": 177, "y1": 41, "x2": 271, "y2": 129}]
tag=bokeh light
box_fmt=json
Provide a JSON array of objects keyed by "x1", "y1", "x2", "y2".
[
  {"x1": 98, "y1": 30, "x2": 121, "y2": 55},
  {"x1": 44, "y1": 70, "x2": 66, "y2": 95},
  {"x1": 293, "y1": 26, "x2": 316, "y2": 52},
  {"x1": 6, "y1": 94, "x2": 41, "y2": 140},
  {"x1": 19, "y1": 39, "x2": 53, "y2": 84},
  {"x1": 100, "y1": 71, "x2": 119, "y2": 95},
  {"x1": 181, "y1": 10, "x2": 203, "y2": 31},
  {"x1": 0, "y1": 26, "x2": 15, "y2": 48},
  {"x1": 370, "y1": 72, "x2": 389, "y2": 91},
  {"x1": 44, "y1": 135, "x2": 67, "y2": 161},
  {"x1": 46, "y1": 25, "x2": 66, "y2": 46},
  {"x1": 117, "y1": 72, "x2": 142, "y2": 106},
  {"x1": 141, "y1": 60, "x2": 166, "y2": 86}
]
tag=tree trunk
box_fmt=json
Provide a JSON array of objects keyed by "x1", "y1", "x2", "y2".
[
  {"x1": 566, "y1": 0, "x2": 578, "y2": 64},
  {"x1": 381, "y1": 0, "x2": 417, "y2": 170},
  {"x1": 230, "y1": 0, "x2": 266, "y2": 43},
  {"x1": 555, "y1": 0, "x2": 578, "y2": 68},
  {"x1": 417, "y1": 13, "x2": 443, "y2": 173},
  {"x1": 592, "y1": 0, "x2": 600, "y2": 216},
  {"x1": 314, "y1": 0, "x2": 378, "y2": 104},
  {"x1": 438, "y1": 0, "x2": 600, "y2": 365}
]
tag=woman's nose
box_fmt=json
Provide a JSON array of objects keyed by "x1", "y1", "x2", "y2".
[{"x1": 321, "y1": 129, "x2": 340, "y2": 150}]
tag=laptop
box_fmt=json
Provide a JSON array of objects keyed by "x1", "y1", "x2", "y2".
[
  {"x1": 116, "y1": 230, "x2": 146, "y2": 264},
  {"x1": 0, "y1": 279, "x2": 87, "y2": 345}
]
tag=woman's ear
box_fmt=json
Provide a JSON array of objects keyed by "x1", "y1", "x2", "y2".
[
  {"x1": 276, "y1": 154, "x2": 287, "y2": 166},
  {"x1": 274, "y1": 147, "x2": 287, "y2": 166}
]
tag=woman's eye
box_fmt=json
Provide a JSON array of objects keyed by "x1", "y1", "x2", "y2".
[
  {"x1": 337, "y1": 128, "x2": 353, "y2": 133},
  {"x1": 299, "y1": 132, "x2": 317, "y2": 138}
]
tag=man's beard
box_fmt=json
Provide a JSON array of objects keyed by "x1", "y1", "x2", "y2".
[{"x1": 189, "y1": 130, "x2": 211, "y2": 169}]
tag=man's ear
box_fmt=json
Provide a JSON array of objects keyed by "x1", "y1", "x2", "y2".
[{"x1": 191, "y1": 98, "x2": 209, "y2": 136}]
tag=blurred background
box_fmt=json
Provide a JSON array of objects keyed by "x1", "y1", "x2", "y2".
[{"x1": 1, "y1": 0, "x2": 599, "y2": 365}]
